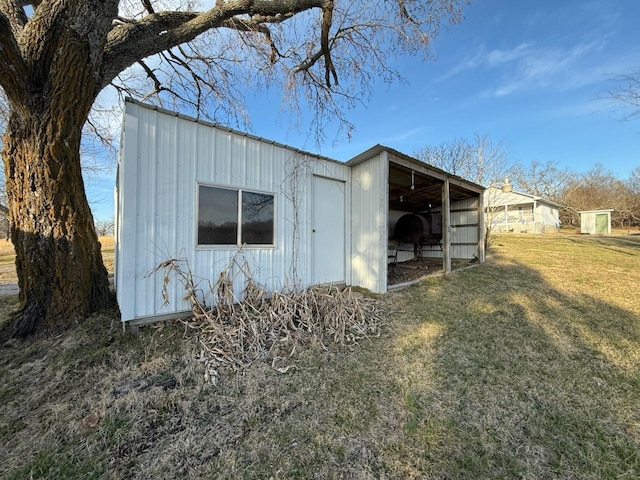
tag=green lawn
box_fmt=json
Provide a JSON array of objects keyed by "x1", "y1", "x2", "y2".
[{"x1": 0, "y1": 233, "x2": 638, "y2": 479}]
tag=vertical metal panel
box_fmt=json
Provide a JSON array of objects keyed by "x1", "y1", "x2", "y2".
[
  {"x1": 478, "y1": 192, "x2": 486, "y2": 263},
  {"x1": 451, "y1": 197, "x2": 480, "y2": 260},
  {"x1": 442, "y1": 180, "x2": 451, "y2": 272},
  {"x1": 581, "y1": 212, "x2": 595, "y2": 234},
  {"x1": 350, "y1": 152, "x2": 388, "y2": 293},
  {"x1": 135, "y1": 107, "x2": 159, "y2": 317},
  {"x1": 116, "y1": 104, "x2": 140, "y2": 321}
]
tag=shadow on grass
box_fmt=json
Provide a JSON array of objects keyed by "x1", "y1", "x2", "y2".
[
  {"x1": 385, "y1": 248, "x2": 640, "y2": 478},
  {"x1": 565, "y1": 234, "x2": 640, "y2": 256}
]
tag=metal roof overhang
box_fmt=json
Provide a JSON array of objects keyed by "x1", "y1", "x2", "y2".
[{"x1": 348, "y1": 145, "x2": 485, "y2": 212}]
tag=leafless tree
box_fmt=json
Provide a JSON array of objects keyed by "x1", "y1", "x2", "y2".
[
  {"x1": 94, "y1": 219, "x2": 115, "y2": 237},
  {"x1": 629, "y1": 166, "x2": 640, "y2": 195},
  {"x1": 602, "y1": 70, "x2": 640, "y2": 227},
  {"x1": 623, "y1": 168, "x2": 640, "y2": 228},
  {"x1": 415, "y1": 137, "x2": 473, "y2": 178},
  {"x1": 415, "y1": 134, "x2": 512, "y2": 186},
  {"x1": 415, "y1": 133, "x2": 512, "y2": 249},
  {"x1": 0, "y1": 0, "x2": 467, "y2": 338},
  {"x1": 559, "y1": 164, "x2": 632, "y2": 228},
  {"x1": 508, "y1": 160, "x2": 573, "y2": 202},
  {"x1": 606, "y1": 69, "x2": 640, "y2": 120}
]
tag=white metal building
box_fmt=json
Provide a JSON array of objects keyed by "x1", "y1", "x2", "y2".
[
  {"x1": 579, "y1": 209, "x2": 614, "y2": 234},
  {"x1": 116, "y1": 99, "x2": 485, "y2": 327}
]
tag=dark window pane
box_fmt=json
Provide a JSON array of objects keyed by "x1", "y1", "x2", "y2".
[
  {"x1": 241, "y1": 191, "x2": 274, "y2": 245},
  {"x1": 198, "y1": 186, "x2": 238, "y2": 245}
]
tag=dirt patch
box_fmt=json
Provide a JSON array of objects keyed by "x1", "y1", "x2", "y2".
[{"x1": 388, "y1": 257, "x2": 478, "y2": 286}]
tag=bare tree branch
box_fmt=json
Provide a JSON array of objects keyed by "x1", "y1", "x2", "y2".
[
  {"x1": 100, "y1": 0, "x2": 326, "y2": 90},
  {"x1": 0, "y1": 11, "x2": 29, "y2": 103},
  {"x1": 509, "y1": 160, "x2": 572, "y2": 201},
  {"x1": 321, "y1": 2, "x2": 337, "y2": 86},
  {"x1": 415, "y1": 134, "x2": 510, "y2": 186},
  {"x1": 0, "y1": 0, "x2": 27, "y2": 34},
  {"x1": 137, "y1": 58, "x2": 166, "y2": 97},
  {"x1": 606, "y1": 69, "x2": 640, "y2": 120},
  {"x1": 141, "y1": 0, "x2": 155, "y2": 15}
]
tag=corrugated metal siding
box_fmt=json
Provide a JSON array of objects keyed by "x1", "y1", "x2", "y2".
[
  {"x1": 350, "y1": 153, "x2": 388, "y2": 293},
  {"x1": 117, "y1": 101, "x2": 350, "y2": 322},
  {"x1": 451, "y1": 197, "x2": 481, "y2": 259}
]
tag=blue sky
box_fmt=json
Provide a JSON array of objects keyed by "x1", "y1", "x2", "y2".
[{"x1": 88, "y1": 0, "x2": 640, "y2": 220}]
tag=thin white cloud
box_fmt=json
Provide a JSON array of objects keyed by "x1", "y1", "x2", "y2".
[
  {"x1": 540, "y1": 96, "x2": 612, "y2": 120},
  {"x1": 485, "y1": 43, "x2": 535, "y2": 68},
  {"x1": 384, "y1": 127, "x2": 423, "y2": 143},
  {"x1": 441, "y1": 43, "x2": 534, "y2": 80},
  {"x1": 445, "y1": 38, "x2": 616, "y2": 98},
  {"x1": 496, "y1": 40, "x2": 607, "y2": 95}
]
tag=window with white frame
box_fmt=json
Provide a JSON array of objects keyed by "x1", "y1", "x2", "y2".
[{"x1": 197, "y1": 185, "x2": 274, "y2": 246}]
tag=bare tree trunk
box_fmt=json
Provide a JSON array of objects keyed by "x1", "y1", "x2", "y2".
[{"x1": 1, "y1": 109, "x2": 111, "y2": 338}]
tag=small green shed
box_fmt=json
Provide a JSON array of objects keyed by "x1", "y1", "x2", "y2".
[{"x1": 579, "y1": 209, "x2": 613, "y2": 234}]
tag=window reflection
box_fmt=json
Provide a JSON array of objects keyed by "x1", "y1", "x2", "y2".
[
  {"x1": 242, "y1": 191, "x2": 274, "y2": 244},
  {"x1": 197, "y1": 185, "x2": 274, "y2": 246}
]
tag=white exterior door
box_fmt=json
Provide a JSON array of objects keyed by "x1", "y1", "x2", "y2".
[{"x1": 312, "y1": 176, "x2": 346, "y2": 284}]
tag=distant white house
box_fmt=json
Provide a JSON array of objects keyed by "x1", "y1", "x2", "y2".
[
  {"x1": 579, "y1": 209, "x2": 613, "y2": 234},
  {"x1": 484, "y1": 180, "x2": 561, "y2": 234}
]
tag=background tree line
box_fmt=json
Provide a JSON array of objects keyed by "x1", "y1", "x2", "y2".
[{"x1": 415, "y1": 136, "x2": 640, "y2": 230}]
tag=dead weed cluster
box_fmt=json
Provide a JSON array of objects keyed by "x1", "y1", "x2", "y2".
[{"x1": 150, "y1": 257, "x2": 384, "y2": 379}]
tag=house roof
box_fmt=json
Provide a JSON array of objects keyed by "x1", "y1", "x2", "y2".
[
  {"x1": 347, "y1": 144, "x2": 484, "y2": 190},
  {"x1": 485, "y1": 185, "x2": 562, "y2": 209},
  {"x1": 578, "y1": 209, "x2": 614, "y2": 214}
]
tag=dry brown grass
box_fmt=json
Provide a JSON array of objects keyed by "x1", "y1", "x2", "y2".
[
  {"x1": 152, "y1": 257, "x2": 384, "y2": 378},
  {"x1": 99, "y1": 236, "x2": 115, "y2": 273},
  {"x1": 0, "y1": 232, "x2": 639, "y2": 479}
]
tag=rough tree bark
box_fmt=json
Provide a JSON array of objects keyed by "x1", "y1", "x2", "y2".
[{"x1": 2, "y1": 114, "x2": 110, "y2": 336}]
